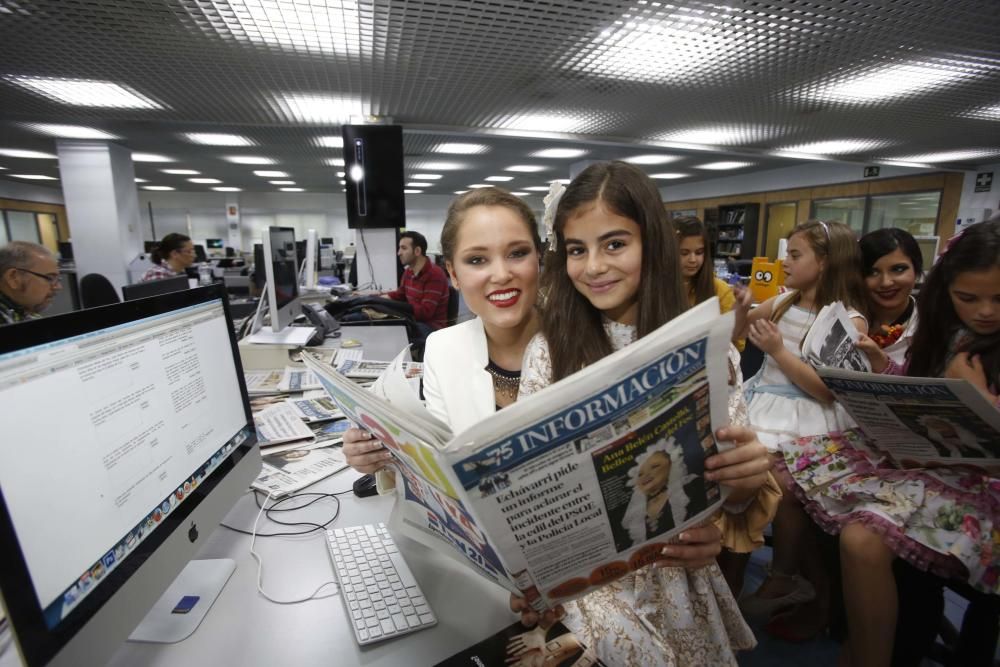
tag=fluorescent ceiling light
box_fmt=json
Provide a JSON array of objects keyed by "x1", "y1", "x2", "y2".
[
  {"x1": 0, "y1": 148, "x2": 57, "y2": 159},
  {"x1": 549, "y1": 179, "x2": 571, "y2": 185},
  {"x1": 132, "y1": 153, "x2": 174, "y2": 163},
  {"x1": 142, "y1": 185, "x2": 175, "y2": 191},
  {"x1": 433, "y1": 143, "x2": 489, "y2": 155},
  {"x1": 649, "y1": 173, "x2": 688, "y2": 179},
  {"x1": 22, "y1": 123, "x2": 118, "y2": 140},
  {"x1": 325, "y1": 158, "x2": 345, "y2": 167},
  {"x1": 339, "y1": 180, "x2": 347, "y2": 185},
  {"x1": 224, "y1": 155, "x2": 275, "y2": 165},
  {"x1": 279, "y1": 187, "x2": 305, "y2": 192},
  {"x1": 888, "y1": 149, "x2": 999, "y2": 163},
  {"x1": 497, "y1": 114, "x2": 589, "y2": 133},
  {"x1": 212, "y1": 187, "x2": 242, "y2": 192},
  {"x1": 532, "y1": 148, "x2": 587, "y2": 159},
  {"x1": 314, "y1": 136, "x2": 344, "y2": 148},
  {"x1": 467, "y1": 184, "x2": 490, "y2": 189},
  {"x1": 134, "y1": 178, "x2": 148, "y2": 183},
  {"x1": 523, "y1": 186, "x2": 551, "y2": 192},
  {"x1": 803, "y1": 61, "x2": 969, "y2": 103},
  {"x1": 162, "y1": 169, "x2": 200, "y2": 175},
  {"x1": 453, "y1": 190, "x2": 469, "y2": 195},
  {"x1": 181, "y1": 132, "x2": 255, "y2": 146},
  {"x1": 253, "y1": 170, "x2": 289, "y2": 177},
  {"x1": 415, "y1": 161, "x2": 466, "y2": 170},
  {"x1": 504, "y1": 165, "x2": 546, "y2": 173},
  {"x1": 962, "y1": 104, "x2": 1000, "y2": 121},
  {"x1": 269, "y1": 180, "x2": 295, "y2": 185},
  {"x1": 780, "y1": 140, "x2": 882, "y2": 154},
  {"x1": 188, "y1": 178, "x2": 222, "y2": 184},
  {"x1": 5, "y1": 75, "x2": 164, "y2": 109},
  {"x1": 658, "y1": 126, "x2": 775, "y2": 146},
  {"x1": 623, "y1": 154, "x2": 681, "y2": 165},
  {"x1": 10, "y1": 174, "x2": 57, "y2": 180},
  {"x1": 510, "y1": 191, "x2": 529, "y2": 196},
  {"x1": 770, "y1": 151, "x2": 830, "y2": 161},
  {"x1": 406, "y1": 182, "x2": 432, "y2": 187},
  {"x1": 694, "y1": 161, "x2": 754, "y2": 170},
  {"x1": 336, "y1": 171, "x2": 345, "y2": 177},
  {"x1": 403, "y1": 189, "x2": 422, "y2": 194},
  {"x1": 269, "y1": 92, "x2": 364, "y2": 124},
  {"x1": 485, "y1": 175, "x2": 514, "y2": 182},
  {"x1": 411, "y1": 173, "x2": 442, "y2": 180},
  {"x1": 653, "y1": 141, "x2": 717, "y2": 152},
  {"x1": 877, "y1": 159, "x2": 934, "y2": 168}
]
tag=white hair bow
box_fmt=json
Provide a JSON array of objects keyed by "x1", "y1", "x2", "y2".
[{"x1": 542, "y1": 181, "x2": 566, "y2": 252}]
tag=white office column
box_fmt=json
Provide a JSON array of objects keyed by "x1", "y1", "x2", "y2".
[
  {"x1": 57, "y1": 141, "x2": 143, "y2": 292},
  {"x1": 353, "y1": 228, "x2": 397, "y2": 290},
  {"x1": 225, "y1": 197, "x2": 243, "y2": 251}
]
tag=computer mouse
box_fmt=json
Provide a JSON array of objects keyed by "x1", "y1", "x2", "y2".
[{"x1": 352, "y1": 473, "x2": 378, "y2": 498}]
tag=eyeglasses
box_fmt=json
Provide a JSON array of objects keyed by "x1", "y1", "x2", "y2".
[{"x1": 17, "y1": 268, "x2": 62, "y2": 286}]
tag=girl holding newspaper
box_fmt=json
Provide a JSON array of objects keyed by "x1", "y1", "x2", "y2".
[
  {"x1": 738, "y1": 220, "x2": 868, "y2": 638},
  {"x1": 516, "y1": 161, "x2": 778, "y2": 666}
]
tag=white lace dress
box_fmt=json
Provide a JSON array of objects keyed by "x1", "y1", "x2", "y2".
[{"x1": 518, "y1": 319, "x2": 756, "y2": 666}]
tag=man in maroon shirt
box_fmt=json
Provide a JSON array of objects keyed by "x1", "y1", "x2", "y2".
[{"x1": 384, "y1": 231, "x2": 450, "y2": 334}]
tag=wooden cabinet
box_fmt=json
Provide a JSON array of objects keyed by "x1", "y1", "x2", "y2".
[{"x1": 712, "y1": 203, "x2": 759, "y2": 260}]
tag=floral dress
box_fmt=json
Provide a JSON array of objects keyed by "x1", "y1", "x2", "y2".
[{"x1": 518, "y1": 320, "x2": 765, "y2": 666}]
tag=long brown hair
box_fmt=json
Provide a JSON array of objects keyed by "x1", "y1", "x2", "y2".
[
  {"x1": 674, "y1": 216, "x2": 715, "y2": 305},
  {"x1": 771, "y1": 220, "x2": 865, "y2": 324},
  {"x1": 540, "y1": 161, "x2": 687, "y2": 382}
]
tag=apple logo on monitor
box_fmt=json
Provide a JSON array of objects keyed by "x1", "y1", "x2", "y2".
[{"x1": 188, "y1": 522, "x2": 199, "y2": 543}]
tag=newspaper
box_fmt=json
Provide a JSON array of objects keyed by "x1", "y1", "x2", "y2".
[
  {"x1": 818, "y1": 367, "x2": 1000, "y2": 469},
  {"x1": 251, "y1": 446, "x2": 349, "y2": 497},
  {"x1": 254, "y1": 402, "x2": 315, "y2": 446},
  {"x1": 277, "y1": 367, "x2": 323, "y2": 392},
  {"x1": 336, "y1": 357, "x2": 424, "y2": 380},
  {"x1": 301, "y1": 298, "x2": 734, "y2": 610},
  {"x1": 802, "y1": 302, "x2": 870, "y2": 372},
  {"x1": 286, "y1": 396, "x2": 344, "y2": 423},
  {"x1": 244, "y1": 369, "x2": 284, "y2": 395}
]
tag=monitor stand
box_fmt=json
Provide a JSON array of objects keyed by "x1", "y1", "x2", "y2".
[{"x1": 128, "y1": 559, "x2": 236, "y2": 644}]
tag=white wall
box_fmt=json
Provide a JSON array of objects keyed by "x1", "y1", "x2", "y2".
[
  {"x1": 0, "y1": 179, "x2": 65, "y2": 205},
  {"x1": 955, "y1": 162, "x2": 1000, "y2": 227}
]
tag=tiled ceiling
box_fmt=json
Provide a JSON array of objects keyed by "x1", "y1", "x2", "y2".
[{"x1": 0, "y1": 0, "x2": 998, "y2": 195}]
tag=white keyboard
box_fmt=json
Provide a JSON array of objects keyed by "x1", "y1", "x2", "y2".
[{"x1": 326, "y1": 523, "x2": 437, "y2": 644}]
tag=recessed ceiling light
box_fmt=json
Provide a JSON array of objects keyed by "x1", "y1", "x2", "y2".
[
  {"x1": 279, "y1": 187, "x2": 305, "y2": 192},
  {"x1": 10, "y1": 174, "x2": 57, "y2": 180},
  {"x1": 780, "y1": 140, "x2": 883, "y2": 154},
  {"x1": 212, "y1": 186, "x2": 242, "y2": 192},
  {"x1": 504, "y1": 165, "x2": 546, "y2": 173},
  {"x1": 887, "y1": 149, "x2": 1000, "y2": 163},
  {"x1": 403, "y1": 189, "x2": 422, "y2": 194},
  {"x1": 416, "y1": 161, "x2": 467, "y2": 170},
  {"x1": 134, "y1": 178, "x2": 148, "y2": 183},
  {"x1": 531, "y1": 148, "x2": 588, "y2": 159},
  {"x1": 659, "y1": 126, "x2": 780, "y2": 146},
  {"x1": 406, "y1": 182, "x2": 432, "y2": 188},
  {"x1": 269, "y1": 180, "x2": 295, "y2": 185},
  {"x1": 224, "y1": 156, "x2": 275, "y2": 165},
  {"x1": 142, "y1": 185, "x2": 175, "y2": 191},
  {"x1": 877, "y1": 159, "x2": 934, "y2": 168},
  {"x1": 314, "y1": 136, "x2": 344, "y2": 148},
  {"x1": 433, "y1": 143, "x2": 489, "y2": 155},
  {"x1": 269, "y1": 92, "x2": 364, "y2": 124},
  {"x1": 21, "y1": 123, "x2": 118, "y2": 140},
  {"x1": 202, "y1": 1, "x2": 363, "y2": 56},
  {"x1": 510, "y1": 191, "x2": 529, "y2": 196},
  {"x1": 523, "y1": 186, "x2": 551, "y2": 192},
  {"x1": 694, "y1": 161, "x2": 754, "y2": 170},
  {"x1": 162, "y1": 169, "x2": 200, "y2": 175},
  {"x1": 181, "y1": 133, "x2": 255, "y2": 146},
  {"x1": 5, "y1": 75, "x2": 164, "y2": 109},
  {"x1": 623, "y1": 154, "x2": 680, "y2": 165},
  {"x1": 340, "y1": 180, "x2": 347, "y2": 185},
  {"x1": 962, "y1": 103, "x2": 1000, "y2": 121},
  {"x1": 336, "y1": 171, "x2": 345, "y2": 177},
  {"x1": 467, "y1": 184, "x2": 491, "y2": 189},
  {"x1": 0, "y1": 148, "x2": 57, "y2": 159},
  {"x1": 769, "y1": 151, "x2": 830, "y2": 161},
  {"x1": 453, "y1": 190, "x2": 469, "y2": 195},
  {"x1": 188, "y1": 178, "x2": 222, "y2": 184},
  {"x1": 803, "y1": 61, "x2": 969, "y2": 104},
  {"x1": 549, "y1": 179, "x2": 571, "y2": 185},
  {"x1": 253, "y1": 170, "x2": 289, "y2": 177},
  {"x1": 132, "y1": 153, "x2": 174, "y2": 163},
  {"x1": 411, "y1": 173, "x2": 442, "y2": 180},
  {"x1": 325, "y1": 158, "x2": 346, "y2": 167},
  {"x1": 649, "y1": 173, "x2": 689, "y2": 179},
  {"x1": 485, "y1": 175, "x2": 514, "y2": 182},
  {"x1": 497, "y1": 113, "x2": 589, "y2": 133}
]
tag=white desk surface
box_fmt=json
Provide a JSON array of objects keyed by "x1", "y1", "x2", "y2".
[
  {"x1": 104, "y1": 468, "x2": 514, "y2": 667},
  {"x1": 336, "y1": 324, "x2": 412, "y2": 362}
]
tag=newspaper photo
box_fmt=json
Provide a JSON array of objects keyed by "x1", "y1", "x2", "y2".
[
  {"x1": 277, "y1": 366, "x2": 323, "y2": 392},
  {"x1": 336, "y1": 358, "x2": 424, "y2": 380},
  {"x1": 803, "y1": 302, "x2": 870, "y2": 372},
  {"x1": 254, "y1": 401, "x2": 315, "y2": 446},
  {"x1": 818, "y1": 367, "x2": 1000, "y2": 469},
  {"x1": 286, "y1": 396, "x2": 344, "y2": 423},
  {"x1": 244, "y1": 369, "x2": 284, "y2": 395},
  {"x1": 301, "y1": 298, "x2": 734, "y2": 610},
  {"x1": 251, "y1": 446, "x2": 349, "y2": 497}
]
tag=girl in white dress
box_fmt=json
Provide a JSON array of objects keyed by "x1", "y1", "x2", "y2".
[{"x1": 517, "y1": 161, "x2": 777, "y2": 666}]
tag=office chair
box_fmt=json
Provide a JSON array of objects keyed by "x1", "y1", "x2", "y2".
[
  {"x1": 225, "y1": 247, "x2": 236, "y2": 257},
  {"x1": 80, "y1": 273, "x2": 121, "y2": 308}
]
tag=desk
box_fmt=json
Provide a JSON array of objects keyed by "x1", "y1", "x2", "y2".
[
  {"x1": 105, "y1": 469, "x2": 514, "y2": 667},
  {"x1": 239, "y1": 321, "x2": 411, "y2": 370}
]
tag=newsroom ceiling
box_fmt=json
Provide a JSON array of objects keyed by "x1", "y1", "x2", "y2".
[{"x1": 0, "y1": 0, "x2": 998, "y2": 195}]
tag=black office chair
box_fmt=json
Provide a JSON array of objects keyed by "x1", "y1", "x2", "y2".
[
  {"x1": 225, "y1": 247, "x2": 236, "y2": 257},
  {"x1": 80, "y1": 273, "x2": 121, "y2": 308}
]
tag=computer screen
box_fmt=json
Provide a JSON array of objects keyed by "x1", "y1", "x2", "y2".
[
  {"x1": 262, "y1": 226, "x2": 300, "y2": 332},
  {"x1": 122, "y1": 275, "x2": 191, "y2": 301},
  {"x1": 194, "y1": 244, "x2": 208, "y2": 263},
  {"x1": 0, "y1": 285, "x2": 260, "y2": 667},
  {"x1": 57, "y1": 241, "x2": 73, "y2": 261},
  {"x1": 205, "y1": 238, "x2": 224, "y2": 249}
]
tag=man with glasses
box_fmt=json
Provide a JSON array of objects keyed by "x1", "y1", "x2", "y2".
[{"x1": 0, "y1": 241, "x2": 62, "y2": 325}]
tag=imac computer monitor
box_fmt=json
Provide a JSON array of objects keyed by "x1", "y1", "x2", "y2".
[
  {"x1": 205, "y1": 238, "x2": 224, "y2": 249},
  {"x1": 194, "y1": 244, "x2": 208, "y2": 263},
  {"x1": 57, "y1": 242, "x2": 73, "y2": 262},
  {"x1": 262, "y1": 226, "x2": 300, "y2": 332},
  {"x1": 122, "y1": 275, "x2": 190, "y2": 301},
  {"x1": 0, "y1": 284, "x2": 261, "y2": 667}
]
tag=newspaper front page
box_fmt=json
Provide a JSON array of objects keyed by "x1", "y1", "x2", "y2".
[
  {"x1": 818, "y1": 368, "x2": 1000, "y2": 469},
  {"x1": 302, "y1": 299, "x2": 733, "y2": 610}
]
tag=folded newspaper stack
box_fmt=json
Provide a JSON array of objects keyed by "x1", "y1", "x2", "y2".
[
  {"x1": 802, "y1": 302, "x2": 870, "y2": 372},
  {"x1": 302, "y1": 299, "x2": 735, "y2": 611}
]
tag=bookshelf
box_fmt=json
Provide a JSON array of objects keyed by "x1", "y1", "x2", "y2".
[{"x1": 713, "y1": 203, "x2": 759, "y2": 261}]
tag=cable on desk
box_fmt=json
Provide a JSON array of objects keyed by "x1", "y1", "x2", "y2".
[
  {"x1": 220, "y1": 488, "x2": 352, "y2": 538},
  {"x1": 249, "y1": 491, "x2": 339, "y2": 604}
]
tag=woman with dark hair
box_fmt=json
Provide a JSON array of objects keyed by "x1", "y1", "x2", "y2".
[
  {"x1": 141, "y1": 233, "x2": 195, "y2": 282},
  {"x1": 859, "y1": 227, "x2": 922, "y2": 365}
]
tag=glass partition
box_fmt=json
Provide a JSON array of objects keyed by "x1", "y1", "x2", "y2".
[
  {"x1": 868, "y1": 192, "x2": 941, "y2": 236},
  {"x1": 5, "y1": 210, "x2": 41, "y2": 243},
  {"x1": 811, "y1": 197, "x2": 866, "y2": 234}
]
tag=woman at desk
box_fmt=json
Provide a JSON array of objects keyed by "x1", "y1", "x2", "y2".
[{"x1": 141, "y1": 233, "x2": 196, "y2": 282}]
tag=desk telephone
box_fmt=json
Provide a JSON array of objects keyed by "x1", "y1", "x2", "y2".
[{"x1": 300, "y1": 303, "x2": 340, "y2": 345}]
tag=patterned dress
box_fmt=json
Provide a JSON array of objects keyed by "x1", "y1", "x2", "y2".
[{"x1": 519, "y1": 319, "x2": 761, "y2": 666}]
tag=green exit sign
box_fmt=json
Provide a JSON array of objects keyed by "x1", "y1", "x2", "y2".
[{"x1": 863, "y1": 166, "x2": 880, "y2": 178}]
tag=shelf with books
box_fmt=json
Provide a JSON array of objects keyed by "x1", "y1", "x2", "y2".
[{"x1": 713, "y1": 203, "x2": 759, "y2": 261}]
